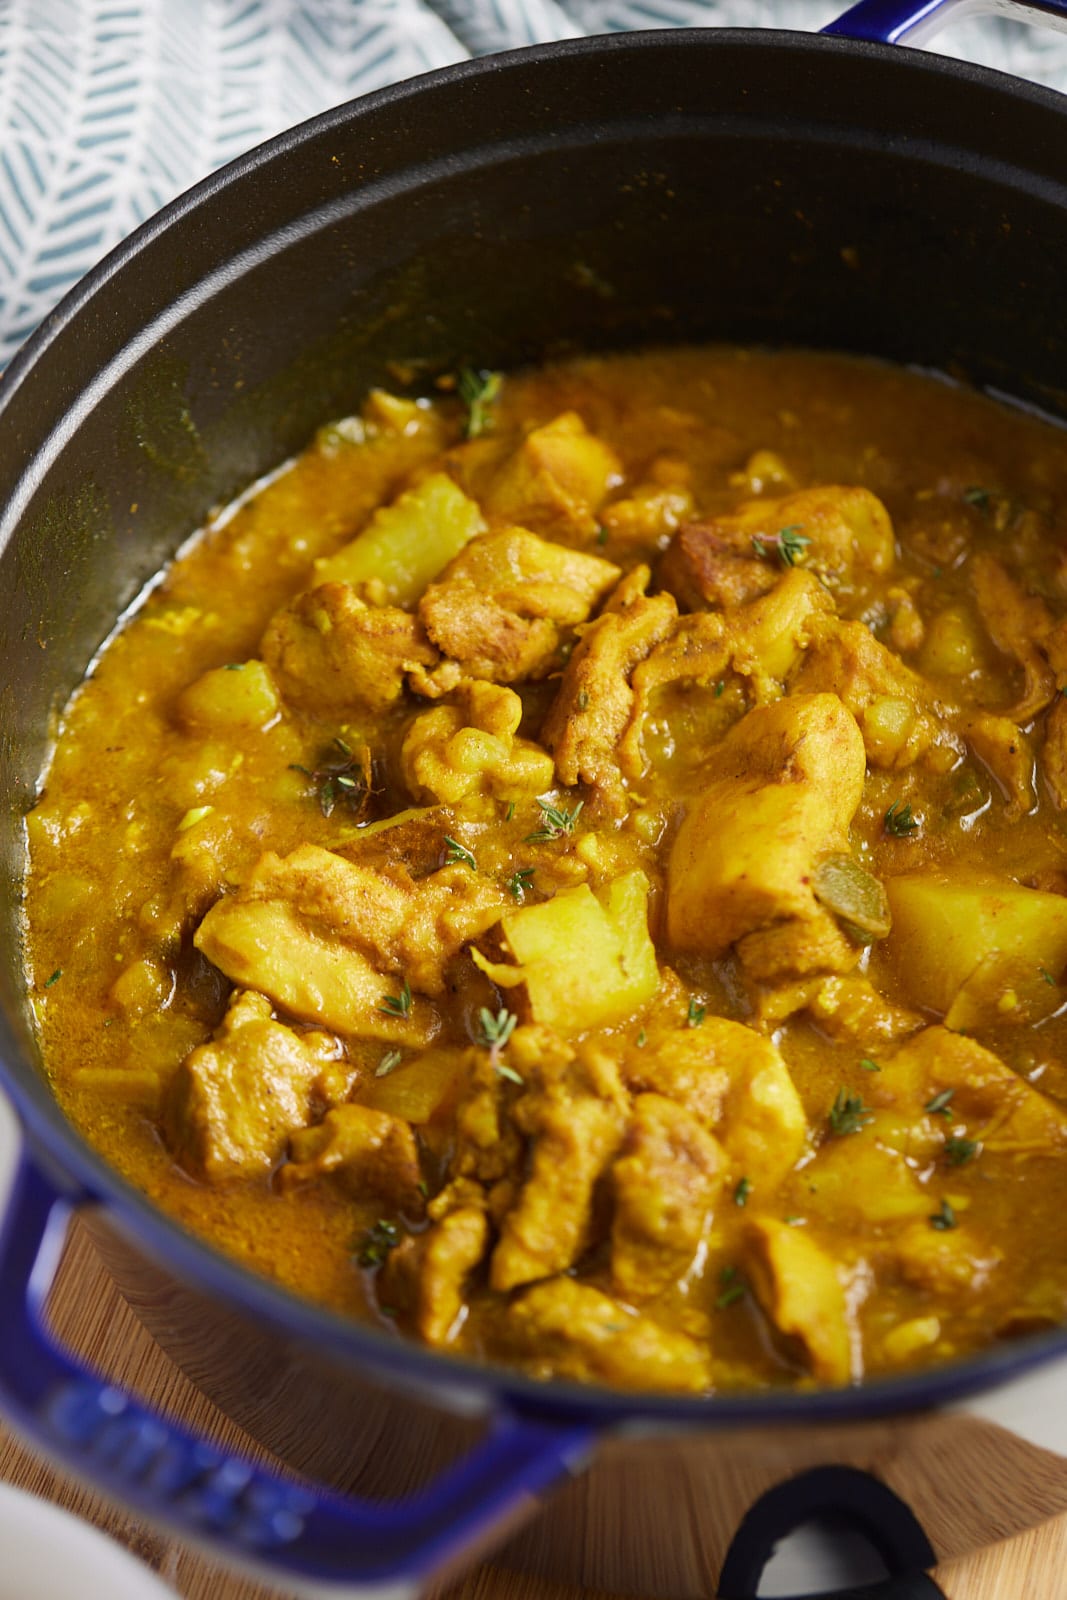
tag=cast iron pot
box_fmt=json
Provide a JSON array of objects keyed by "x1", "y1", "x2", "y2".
[{"x1": 3, "y1": 1, "x2": 1067, "y2": 1595}]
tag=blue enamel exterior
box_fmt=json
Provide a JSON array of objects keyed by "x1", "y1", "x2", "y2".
[
  {"x1": 5, "y1": 9, "x2": 1067, "y2": 1592},
  {"x1": 823, "y1": 0, "x2": 1067, "y2": 44}
]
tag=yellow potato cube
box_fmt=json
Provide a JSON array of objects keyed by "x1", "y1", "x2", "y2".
[
  {"x1": 498, "y1": 870, "x2": 659, "y2": 1033},
  {"x1": 885, "y1": 874, "x2": 1067, "y2": 1022},
  {"x1": 313, "y1": 472, "x2": 485, "y2": 605}
]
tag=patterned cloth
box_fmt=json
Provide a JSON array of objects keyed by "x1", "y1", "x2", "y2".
[{"x1": 1, "y1": 0, "x2": 1066, "y2": 365}]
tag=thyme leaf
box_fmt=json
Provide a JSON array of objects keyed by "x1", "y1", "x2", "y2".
[
  {"x1": 444, "y1": 835, "x2": 477, "y2": 870},
  {"x1": 686, "y1": 996, "x2": 706, "y2": 1028},
  {"x1": 752, "y1": 524, "x2": 811, "y2": 568},
  {"x1": 715, "y1": 1267, "x2": 746, "y2": 1309},
  {"x1": 829, "y1": 1088, "x2": 874, "y2": 1137},
  {"x1": 884, "y1": 798, "x2": 919, "y2": 838},
  {"x1": 924, "y1": 1088, "x2": 955, "y2": 1119},
  {"x1": 507, "y1": 867, "x2": 535, "y2": 902},
  {"x1": 291, "y1": 736, "x2": 371, "y2": 820},
  {"x1": 378, "y1": 979, "x2": 412, "y2": 1019},
  {"x1": 944, "y1": 1136, "x2": 978, "y2": 1166},
  {"x1": 358, "y1": 1219, "x2": 399, "y2": 1268},
  {"x1": 929, "y1": 1199, "x2": 957, "y2": 1231},
  {"x1": 733, "y1": 1176, "x2": 752, "y2": 1207},
  {"x1": 457, "y1": 367, "x2": 502, "y2": 438},
  {"x1": 375, "y1": 1049, "x2": 403, "y2": 1078},
  {"x1": 478, "y1": 1006, "x2": 518, "y2": 1051},
  {"x1": 525, "y1": 797, "x2": 584, "y2": 843}
]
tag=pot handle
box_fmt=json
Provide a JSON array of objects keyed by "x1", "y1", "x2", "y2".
[
  {"x1": 823, "y1": 0, "x2": 1067, "y2": 45},
  {"x1": 0, "y1": 1142, "x2": 595, "y2": 1595}
]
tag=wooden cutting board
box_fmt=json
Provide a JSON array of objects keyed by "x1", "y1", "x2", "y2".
[{"x1": 1, "y1": 1221, "x2": 1064, "y2": 1600}]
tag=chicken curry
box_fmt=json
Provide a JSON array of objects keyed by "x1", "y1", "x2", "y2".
[{"x1": 23, "y1": 346, "x2": 1067, "y2": 1393}]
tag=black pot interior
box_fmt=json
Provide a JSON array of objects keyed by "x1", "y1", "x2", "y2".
[{"x1": 1, "y1": 26, "x2": 1066, "y2": 1128}]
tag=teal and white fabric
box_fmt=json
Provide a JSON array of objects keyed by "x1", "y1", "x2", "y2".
[{"x1": 1, "y1": 0, "x2": 1066, "y2": 366}]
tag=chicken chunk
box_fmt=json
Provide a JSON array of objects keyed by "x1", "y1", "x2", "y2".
[
  {"x1": 623, "y1": 1017, "x2": 807, "y2": 1194},
  {"x1": 501, "y1": 1278, "x2": 711, "y2": 1391},
  {"x1": 541, "y1": 566, "x2": 677, "y2": 809},
  {"x1": 417, "y1": 527, "x2": 619, "y2": 683},
  {"x1": 1043, "y1": 694, "x2": 1067, "y2": 810},
  {"x1": 280, "y1": 1102, "x2": 423, "y2": 1208},
  {"x1": 380, "y1": 1202, "x2": 490, "y2": 1345},
  {"x1": 970, "y1": 552, "x2": 1056, "y2": 720},
  {"x1": 667, "y1": 693, "x2": 866, "y2": 959},
  {"x1": 891, "y1": 1221, "x2": 1001, "y2": 1298},
  {"x1": 164, "y1": 990, "x2": 344, "y2": 1181},
  {"x1": 482, "y1": 412, "x2": 621, "y2": 541},
  {"x1": 490, "y1": 1050, "x2": 628, "y2": 1291},
  {"x1": 261, "y1": 582, "x2": 440, "y2": 716},
  {"x1": 401, "y1": 681, "x2": 554, "y2": 806},
  {"x1": 742, "y1": 1217, "x2": 855, "y2": 1384},
  {"x1": 611, "y1": 1094, "x2": 725, "y2": 1301},
  {"x1": 958, "y1": 710, "x2": 1035, "y2": 818},
  {"x1": 195, "y1": 843, "x2": 506, "y2": 1040},
  {"x1": 791, "y1": 620, "x2": 954, "y2": 770},
  {"x1": 660, "y1": 485, "x2": 894, "y2": 610}
]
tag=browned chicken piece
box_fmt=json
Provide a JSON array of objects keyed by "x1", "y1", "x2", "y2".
[
  {"x1": 380, "y1": 1202, "x2": 490, "y2": 1345},
  {"x1": 958, "y1": 710, "x2": 1035, "y2": 817},
  {"x1": 598, "y1": 460, "x2": 694, "y2": 555},
  {"x1": 481, "y1": 412, "x2": 622, "y2": 542},
  {"x1": 891, "y1": 1221, "x2": 1001, "y2": 1297},
  {"x1": 970, "y1": 552, "x2": 1056, "y2": 721},
  {"x1": 449, "y1": 1049, "x2": 526, "y2": 1189},
  {"x1": 401, "y1": 681, "x2": 555, "y2": 806},
  {"x1": 195, "y1": 843, "x2": 507, "y2": 1041},
  {"x1": 660, "y1": 484, "x2": 894, "y2": 612},
  {"x1": 501, "y1": 1277, "x2": 711, "y2": 1391},
  {"x1": 659, "y1": 524, "x2": 779, "y2": 611},
  {"x1": 611, "y1": 1093, "x2": 726, "y2": 1301},
  {"x1": 490, "y1": 1046, "x2": 628, "y2": 1292},
  {"x1": 164, "y1": 990, "x2": 345, "y2": 1182},
  {"x1": 742, "y1": 1217, "x2": 856, "y2": 1385},
  {"x1": 619, "y1": 570, "x2": 833, "y2": 777},
  {"x1": 622, "y1": 1017, "x2": 807, "y2": 1195},
  {"x1": 261, "y1": 582, "x2": 442, "y2": 716},
  {"x1": 885, "y1": 585, "x2": 925, "y2": 654},
  {"x1": 541, "y1": 565, "x2": 677, "y2": 809},
  {"x1": 791, "y1": 618, "x2": 957, "y2": 770},
  {"x1": 280, "y1": 1102, "x2": 423, "y2": 1208},
  {"x1": 802, "y1": 975, "x2": 924, "y2": 1048},
  {"x1": 1043, "y1": 694, "x2": 1067, "y2": 810},
  {"x1": 668, "y1": 694, "x2": 867, "y2": 962},
  {"x1": 736, "y1": 910, "x2": 861, "y2": 985},
  {"x1": 417, "y1": 527, "x2": 619, "y2": 685}
]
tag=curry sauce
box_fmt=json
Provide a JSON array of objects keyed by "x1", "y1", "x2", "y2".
[{"x1": 23, "y1": 346, "x2": 1067, "y2": 1392}]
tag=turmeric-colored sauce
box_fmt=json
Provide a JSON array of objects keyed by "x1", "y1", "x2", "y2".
[{"x1": 24, "y1": 347, "x2": 1067, "y2": 1391}]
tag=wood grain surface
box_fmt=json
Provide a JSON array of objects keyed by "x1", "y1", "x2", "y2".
[{"x1": 1, "y1": 1221, "x2": 1065, "y2": 1600}]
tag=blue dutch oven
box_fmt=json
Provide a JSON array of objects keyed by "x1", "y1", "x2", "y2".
[{"x1": 2, "y1": 1, "x2": 1067, "y2": 1594}]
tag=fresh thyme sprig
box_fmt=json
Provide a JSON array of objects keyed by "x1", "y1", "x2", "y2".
[
  {"x1": 929, "y1": 1199, "x2": 957, "y2": 1231},
  {"x1": 507, "y1": 867, "x2": 535, "y2": 902},
  {"x1": 444, "y1": 835, "x2": 477, "y2": 870},
  {"x1": 525, "y1": 797, "x2": 584, "y2": 843},
  {"x1": 924, "y1": 1089, "x2": 956, "y2": 1119},
  {"x1": 751, "y1": 524, "x2": 811, "y2": 568},
  {"x1": 289, "y1": 736, "x2": 370, "y2": 820},
  {"x1": 378, "y1": 979, "x2": 412, "y2": 1019},
  {"x1": 477, "y1": 1006, "x2": 520, "y2": 1080},
  {"x1": 457, "y1": 368, "x2": 502, "y2": 438},
  {"x1": 686, "y1": 996, "x2": 706, "y2": 1028},
  {"x1": 884, "y1": 798, "x2": 919, "y2": 838},
  {"x1": 829, "y1": 1088, "x2": 874, "y2": 1137},
  {"x1": 944, "y1": 1136, "x2": 978, "y2": 1166}
]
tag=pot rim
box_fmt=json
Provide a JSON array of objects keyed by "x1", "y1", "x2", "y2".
[{"x1": 4, "y1": 23, "x2": 1067, "y2": 1431}]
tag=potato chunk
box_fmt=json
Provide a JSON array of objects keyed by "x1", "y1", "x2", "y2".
[
  {"x1": 312, "y1": 472, "x2": 486, "y2": 606},
  {"x1": 885, "y1": 874, "x2": 1067, "y2": 1026},
  {"x1": 487, "y1": 870, "x2": 660, "y2": 1034},
  {"x1": 483, "y1": 412, "x2": 621, "y2": 541},
  {"x1": 667, "y1": 693, "x2": 866, "y2": 958}
]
